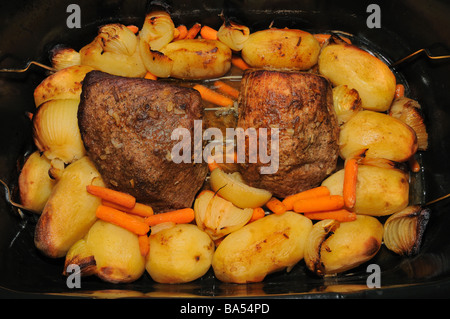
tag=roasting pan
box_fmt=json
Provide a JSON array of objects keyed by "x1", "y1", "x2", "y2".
[{"x1": 1, "y1": 0, "x2": 450, "y2": 299}]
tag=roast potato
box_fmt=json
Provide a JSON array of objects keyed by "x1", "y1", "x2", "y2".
[
  {"x1": 33, "y1": 99, "x2": 86, "y2": 164},
  {"x1": 209, "y1": 168, "x2": 272, "y2": 209},
  {"x1": 241, "y1": 28, "x2": 320, "y2": 70},
  {"x1": 304, "y1": 215, "x2": 384, "y2": 276},
  {"x1": 339, "y1": 110, "x2": 418, "y2": 162},
  {"x1": 64, "y1": 220, "x2": 146, "y2": 283},
  {"x1": 33, "y1": 65, "x2": 94, "y2": 107},
  {"x1": 160, "y1": 39, "x2": 232, "y2": 80},
  {"x1": 318, "y1": 43, "x2": 396, "y2": 112},
  {"x1": 34, "y1": 156, "x2": 104, "y2": 258},
  {"x1": 322, "y1": 164, "x2": 409, "y2": 216},
  {"x1": 18, "y1": 151, "x2": 55, "y2": 213},
  {"x1": 212, "y1": 212, "x2": 313, "y2": 283},
  {"x1": 146, "y1": 224, "x2": 215, "y2": 284}
]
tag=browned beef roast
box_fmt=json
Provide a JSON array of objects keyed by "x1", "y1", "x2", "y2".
[
  {"x1": 236, "y1": 69, "x2": 339, "y2": 198},
  {"x1": 78, "y1": 71, "x2": 208, "y2": 212}
]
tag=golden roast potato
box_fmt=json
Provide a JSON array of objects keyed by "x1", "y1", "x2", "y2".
[
  {"x1": 318, "y1": 43, "x2": 396, "y2": 111},
  {"x1": 146, "y1": 224, "x2": 215, "y2": 284},
  {"x1": 241, "y1": 28, "x2": 320, "y2": 70},
  {"x1": 322, "y1": 164, "x2": 409, "y2": 216},
  {"x1": 212, "y1": 212, "x2": 313, "y2": 283},
  {"x1": 34, "y1": 156, "x2": 104, "y2": 258},
  {"x1": 304, "y1": 215, "x2": 384, "y2": 276},
  {"x1": 160, "y1": 39, "x2": 232, "y2": 80},
  {"x1": 33, "y1": 65, "x2": 94, "y2": 107},
  {"x1": 64, "y1": 220, "x2": 146, "y2": 283},
  {"x1": 18, "y1": 151, "x2": 55, "y2": 213},
  {"x1": 339, "y1": 110, "x2": 418, "y2": 162}
]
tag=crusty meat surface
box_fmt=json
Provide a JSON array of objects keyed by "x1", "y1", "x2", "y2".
[
  {"x1": 237, "y1": 69, "x2": 339, "y2": 198},
  {"x1": 78, "y1": 71, "x2": 207, "y2": 212}
]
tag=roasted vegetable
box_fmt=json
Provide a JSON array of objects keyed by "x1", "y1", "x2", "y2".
[
  {"x1": 194, "y1": 190, "x2": 253, "y2": 240},
  {"x1": 332, "y1": 84, "x2": 362, "y2": 125},
  {"x1": 18, "y1": 151, "x2": 55, "y2": 213},
  {"x1": 49, "y1": 45, "x2": 81, "y2": 71},
  {"x1": 80, "y1": 24, "x2": 146, "y2": 77},
  {"x1": 383, "y1": 205, "x2": 430, "y2": 256},
  {"x1": 241, "y1": 28, "x2": 320, "y2": 70},
  {"x1": 339, "y1": 110, "x2": 418, "y2": 162},
  {"x1": 212, "y1": 212, "x2": 313, "y2": 283},
  {"x1": 33, "y1": 65, "x2": 94, "y2": 107},
  {"x1": 389, "y1": 97, "x2": 428, "y2": 151},
  {"x1": 33, "y1": 99, "x2": 86, "y2": 164},
  {"x1": 318, "y1": 43, "x2": 396, "y2": 112},
  {"x1": 64, "y1": 220, "x2": 146, "y2": 283},
  {"x1": 34, "y1": 156, "x2": 104, "y2": 258},
  {"x1": 209, "y1": 168, "x2": 272, "y2": 209},
  {"x1": 160, "y1": 39, "x2": 232, "y2": 80},
  {"x1": 217, "y1": 20, "x2": 250, "y2": 51},
  {"x1": 304, "y1": 215, "x2": 384, "y2": 276},
  {"x1": 146, "y1": 223, "x2": 214, "y2": 284},
  {"x1": 139, "y1": 10, "x2": 175, "y2": 51},
  {"x1": 322, "y1": 164, "x2": 409, "y2": 216}
]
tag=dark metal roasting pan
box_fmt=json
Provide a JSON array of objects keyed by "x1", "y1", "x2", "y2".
[{"x1": 0, "y1": 0, "x2": 450, "y2": 299}]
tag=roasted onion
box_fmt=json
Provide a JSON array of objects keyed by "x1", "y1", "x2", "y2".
[{"x1": 383, "y1": 205, "x2": 430, "y2": 256}]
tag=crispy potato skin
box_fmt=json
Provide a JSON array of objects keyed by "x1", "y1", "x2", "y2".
[
  {"x1": 19, "y1": 151, "x2": 55, "y2": 213},
  {"x1": 33, "y1": 65, "x2": 94, "y2": 107},
  {"x1": 305, "y1": 215, "x2": 384, "y2": 275},
  {"x1": 339, "y1": 110, "x2": 418, "y2": 162},
  {"x1": 241, "y1": 28, "x2": 320, "y2": 70},
  {"x1": 160, "y1": 39, "x2": 231, "y2": 80},
  {"x1": 34, "y1": 157, "x2": 104, "y2": 258},
  {"x1": 86, "y1": 221, "x2": 146, "y2": 283},
  {"x1": 322, "y1": 165, "x2": 409, "y2": 216},
  {"x1": 318, "y1": 44, "x2": 396, "y2": 112},
  {"x1": 212, "y1": 212, "x2": 312, "y2": 283},
  {"x1": 146, "y1": 224, "x2": 215, "y2": 283}
]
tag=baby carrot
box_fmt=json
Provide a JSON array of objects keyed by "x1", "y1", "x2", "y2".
[
  {"x1": 266, "y1": 197, "x2": 287, "y2": 215},
  {"x1": 144, "y1": 71, "x2": 158, "y2": 80},
  {"x1": 126, "y1": 25, "x2": 139, "y2": 34},
  {"x1": 200, "y1": 25, "x2": 218, "y2": 40},
  {"x1": 144, "y1": 208, "x2": 195, "y2": 226},
  {"x1": 138, "y1": 235, "x2": 150, "y2": 257},
  {"x1": 86, "y1": 185, "x2": 136, "y2": 209},
  {"x1": 249, "y1": 207, "x2": 265, "y2": 222},
  {"x1": 231, "y1": 56, "x2": 251, "y2": 71},
  {"x1": 193, "y1": 84, "x2": 234, "y2": 107},
  {"x1": 293, "y1": 195, "x2": 344, "y2": 213},
  {"x1": 214, "y1": 81, "x2": 240, "y2": 99},
  {"x1": 95, "y1": 205, "x2": 150, "y2": 235},
  {"x1": 343, "y1": 158, "x2": 358, "y2": 209},
  {"x1": 186, "y1": 23, "x2": 201, "y2": 39},
  {"x1": 303, "y1": 209, "x2": 357, "y2": 222},
  {"x1": 395, "y1": 84, "x2": 405, "y2": 99},
  {"x1": 174, "y1": 25, "x2": 188, "y2": 40},
  {"x1": 282, "y1": 186, "x2": 330, "y2": 211},
  {"x1": 101, "y1": 200, "x2": 154, "y2": 217},
  {"x1": 207, "y1": 156, "x2": 220, "y2": 172}
]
